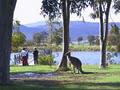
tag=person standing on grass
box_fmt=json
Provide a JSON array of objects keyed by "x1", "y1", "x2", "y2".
[
  {"x1": 21, "y1": 48, "x2": 29, "y2": 66},
  {"x1": 33, "y1": 48, "x2": 39, "y2": 64},
  {"x1": 25, "y1": 48, "x2": 29, "y2": 65}
]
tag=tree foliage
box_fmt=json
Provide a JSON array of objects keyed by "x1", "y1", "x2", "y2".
[
  {"x1": 113, "y1": 0, "x2": 120, "y2": 14},
  {"x1": 52, "y1": 27, "x2": 63, "y2": 45},
  {"x1": 12, "y1": 31, "x2": 26, "y2": 48},
  {"x1": 41, "y1": 0, "x2": 91, "y2": 20},
  {"x1": 33, "y1": 32, "x2": 48, "y2": 45},
  {"x1": 95, "y1": 36, "x2": 100, "y2": 45},
  {"x1": 110, "y1": 24, "x2": 119, "y2": 35},
  {"x1": 87, "y1": 35, "x2": 96, "y2": 45},
  {"x1": 116, "y1": 41, "x2": 120, "y2": 52},
  {"x1": 107, "y1": 24, "x2": 120, "y2": 52},
  {"x1": 46, "y1": 19, "x2": 61, "y2": 44},
  {"x1": 33, "y1": 33, "x2": 43, "y2": 45},
  {"x1": 77, "y1": 36, "x2": 83, "y2": 44},
  {"x1": 108, "y1": 34, "x2": 118, "y2": 45},
  {"x1": 41, "y1": 0, "x2": 60, "y2": 20},
  {"x1": 108, "y1": 24, "x2": 120, "y2": 45}
]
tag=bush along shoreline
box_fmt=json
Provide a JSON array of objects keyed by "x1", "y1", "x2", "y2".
[{"x1": 13, "y1": 44, "x2": 118, "y2": 53}]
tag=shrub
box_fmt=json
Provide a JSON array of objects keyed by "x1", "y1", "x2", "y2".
[
  {"x1": 38, "y1": 55, "x2": 54, "y2": 65},
  {"x1": 12, "y1": 47, "x2": 18, "y2": 52},
  {"x1": 107, "y1": 46, "x2": 116, "y2": 52}
]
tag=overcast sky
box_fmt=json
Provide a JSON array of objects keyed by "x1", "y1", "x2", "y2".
[{"x1": 14, "y1": 0, "x2": 120, "y2": 24}]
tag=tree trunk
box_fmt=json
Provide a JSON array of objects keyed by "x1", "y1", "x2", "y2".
[
  {"x1": 99, "y1": 0, "x2": 111, "y2": 68},
  {"x1": 100, "y1": 41, "x2": 107, "y2": 68},
  {"x1": 0, "y1": 0, "x2": 17, "y2": 85},
  {"x1": 99, "y1": 1, "x2": 106, "y2": 68},
  {"x1": 102, "y1": 0, "x2": 111, "y2": 68},
  {"x1": 58, "y1": 0, "x2": 70, "y2": 71}
]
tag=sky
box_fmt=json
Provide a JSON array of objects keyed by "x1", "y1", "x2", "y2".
[{"x1": 14, "y1": 0, "x2": 120, "y2": 25}]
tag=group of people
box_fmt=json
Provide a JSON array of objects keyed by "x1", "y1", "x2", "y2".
[{"x1": 14, "y1": 48, "x2": 39, "y2": 66}]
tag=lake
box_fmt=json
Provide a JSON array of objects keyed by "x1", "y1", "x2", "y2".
[{"x1": 10, "y1": 51, "x2": 120, "y2": 65}]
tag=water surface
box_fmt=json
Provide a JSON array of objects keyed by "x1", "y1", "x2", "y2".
[{"x1": 10, "y1": 51, "x2": 120, "y2": 65}]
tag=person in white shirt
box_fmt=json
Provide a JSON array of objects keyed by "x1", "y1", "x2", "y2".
[{"x1": 21, "y1": 48, "x2": 29, "y2": 66}]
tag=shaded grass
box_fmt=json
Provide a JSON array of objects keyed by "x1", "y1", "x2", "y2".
[{"x1": 0, "y1": 64, "x2": 120, "y2": 90}]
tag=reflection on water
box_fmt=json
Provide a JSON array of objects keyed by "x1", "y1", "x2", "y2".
[{"x1": 10, "y1": 51, "x2": 120, "y2": 65}]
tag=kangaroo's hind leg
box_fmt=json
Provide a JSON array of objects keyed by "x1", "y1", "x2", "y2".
[
  {"x1": 73, "y1": 65, "x2": 76, "y2": 73},
  {"x1": 77, "y1": 66, "x2": 80, "y2": 74}
]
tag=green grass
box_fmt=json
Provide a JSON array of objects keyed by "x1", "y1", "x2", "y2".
[
  {"x1": 70, "y1": 44, "x2": 100, "y2": 51},
  {"x1": 10, "y1": 65, "x2": 57, "y2": 73},
  {"x1": 0, "y1": 64, "x2": 120, "y2": 90}
]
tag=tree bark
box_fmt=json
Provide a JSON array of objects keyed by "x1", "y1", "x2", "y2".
[
  {"x1": 0, "y1": 0, "x2": 17, "y2": 84},
  {"x1": 99, "y1": 1, "x2": 106, "y2": 68},
  {"x1": 100, "y1": 41, "x2": 107, "y2": 68},
  {"x1": 58, "y1": 0, "x2": 70, "y2": 71},
  {"x1": 99, "y1": 0, "x2": 111, "y2": 68}
]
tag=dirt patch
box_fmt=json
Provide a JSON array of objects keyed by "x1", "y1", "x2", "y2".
[{"x1": 10, "y1": 72, "x2": 58, "y2": 80}]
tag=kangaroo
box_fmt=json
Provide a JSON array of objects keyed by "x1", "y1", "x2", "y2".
[{"x1": 65, "y1": 51, "x2": 84, "y2": 74}]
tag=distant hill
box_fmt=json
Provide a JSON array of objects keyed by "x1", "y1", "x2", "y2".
[
  {"x1": 19, "y1": 21, "x2": 120, "y2": 41},
  {"x1": 20, "y1": 24, "x2": 48, "y2": 40}
]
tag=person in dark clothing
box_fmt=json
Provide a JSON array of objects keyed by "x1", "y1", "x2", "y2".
[{"x1": 33, "y1": 48, "x2": 39, "y2": 64}]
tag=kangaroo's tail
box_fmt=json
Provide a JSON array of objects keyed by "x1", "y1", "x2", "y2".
[
  {"x1": 80, "y1": 66, "x2": 94, "y2": 74},
  {"x1": 79, "y1": 65, "x2": 84, "y2": 74}
]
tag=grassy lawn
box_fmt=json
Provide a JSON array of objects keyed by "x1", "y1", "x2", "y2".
[
  {"x1": 0, "y1": 64, "x2": 120, "y2": 90},
  {"x1": 10, "y1": 65, "x2": 57, "y2": 73}
]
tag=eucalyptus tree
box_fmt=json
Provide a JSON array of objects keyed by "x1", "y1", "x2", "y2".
[
  {"x1": 90, "y1": 0, "x2": 112, "y2": 68},
  {"x1": 41, "y1": 0, "x2": 89, "y2": 70},
  {"x1": 0, "y1": 0, "x2": 17, "y2": 84},
  {"x1": 41, "y1": 0, "x2": 69, "y2": 70},
  {"x1": 46, "y1": 19, "x2": 61, "y2": 45}
]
